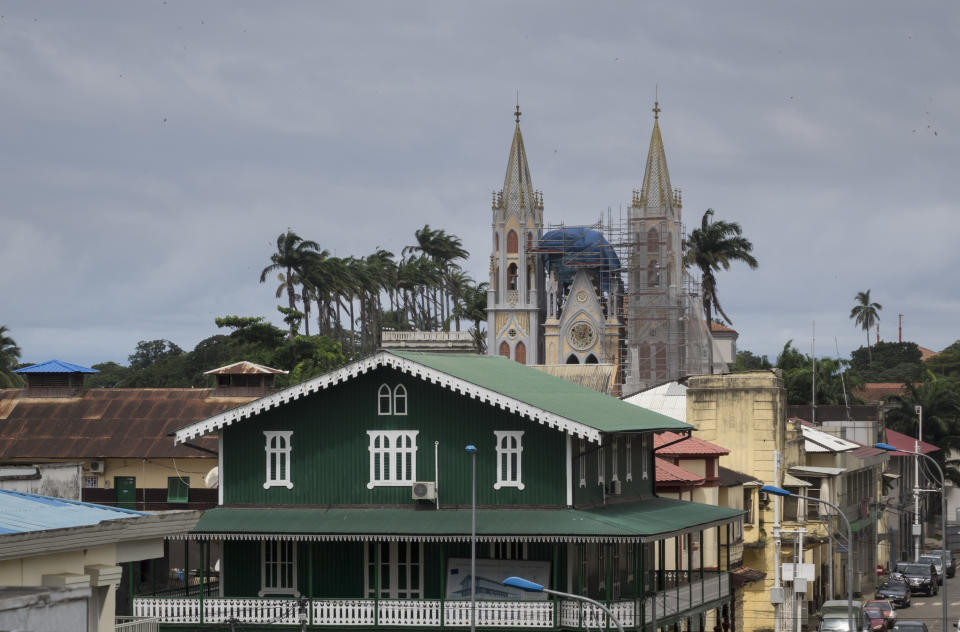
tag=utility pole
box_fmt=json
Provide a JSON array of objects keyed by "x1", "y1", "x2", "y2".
[
  {"x1": 773, "y1": 450, "x2": 783, "y2": 632},
  {"x1": 914, "y1": 406, "x2": 923, "y2": 560}
]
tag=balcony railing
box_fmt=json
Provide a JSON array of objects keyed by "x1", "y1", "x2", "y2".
[
  {"x1": 133, "y1": 573, "x2": 728, "y2": 628},
  {"x1": 115, "y1": 616, "x2": 159, "y2": 632}
]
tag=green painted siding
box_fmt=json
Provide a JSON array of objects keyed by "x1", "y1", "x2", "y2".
[
  {"x1": 223, "y1": 366, "x2": 566, "y2": 506},
  {"x1": 572, "y1": 433, "x2": 653, "y2": 507}
]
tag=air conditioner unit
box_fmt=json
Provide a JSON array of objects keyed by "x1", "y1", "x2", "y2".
[
  {"x1": 759, "y1": 491, "x2": 769, "y2": 503},
  {"x1": 412, "y1": 481, "x2": 437, "y2": 501},
  {"x1": 89, "y1": 460, "x2": 105, "y2": 473}
]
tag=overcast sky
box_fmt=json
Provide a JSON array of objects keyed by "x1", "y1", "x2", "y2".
[{"x1": 1, "y1": 2, "x2": 957, "y2": 368}]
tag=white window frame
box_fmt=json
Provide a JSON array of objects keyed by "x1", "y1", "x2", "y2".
[
  {"x1": 626, "y1": 439, "x2": 633, "y2": 482},
  {"x1": 493, "y1": 431, "x2": 525, "y2": 490},
  {"x1": 260, "y1": 540, "x2": 298, "y2": 597},
  {"x1": 393, "y1": 384, "x2": 408, "y2": 415},
  {"x1": 366, "y1": 430, "x2": 419, "y2": 489},
  {"x1": 263, "y1": 431, "x2": 293, "y2": 490},
  {"x1": 364, "y1": 540, "x2": 423, "y2": 598},
  {"x1": 378, "y1": 384, "x2": 392, "y2": 415}
]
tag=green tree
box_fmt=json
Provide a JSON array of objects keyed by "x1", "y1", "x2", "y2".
[
  {"x1": 926, "y1": 341, "x2": 960, "y2": 380},
  {"x1": 683, "y1": 209, "x2": 758, "y2": 327},
  {"x1": 884, "y1": 379, "x2": 960, "y2": 485},
  {"x1": 776, "y1": 341, "x2": 862, "y2": 406},
  {"x1": 128, "y1": 339, "x2": 184, "y2": 371},
  {"x1": 849, "y1": 289, "x2": 882, "y2": 363},
  {"x1": 260, "y1": 230, "x2": 320, "y2": 338},
  {"x1": 734, "y1": 350, "x2": 772, "y2": 371},
  {"x1": 849, "y1": 341, "x2": 924, "y2": 383},
  {"x1": 0, "y1": 325, "x2": 23, "y2": 388},
  {"x1": 281, "y1": 336, "x2": 348, "y2": 385},
  {"x1": 85, "y1": 362, "x2": 131, "y2": 388}
]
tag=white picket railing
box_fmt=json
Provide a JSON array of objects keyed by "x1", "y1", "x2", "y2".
[
  {"x1": 115, "y1": 616, "x2": 159, "y2": 632},
  {"x1": 133, "y1": 574, "x2": 729, "y2": 628}
]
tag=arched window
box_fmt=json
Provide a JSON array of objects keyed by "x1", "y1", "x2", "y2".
[
  {"x1": 393, "y1": 384, "x2": 407, "y2": 415},
  {"x1": 495, "y1": 232, "x2": 500, "y2": 251},
  {"x1": 515, "y1": 341, "x2": 526, "y2": 364},
  {"x1": 647, "y1": 227, "x2": 659, "y2": 247},
  {"x1": 378, "y1": 384, "x2": 392, "y2": 415},
  {"x1": 585, "y1": 354, "x2": 598, "y2": 364},
  {"x1": 499, "y1": 341, "x2": 510, "y2": 358},
  {"x1": 507, "y1": 263, "x2": 518, "y2": 290},
  {"x1": 507, "y1": 230, "x2": 518, "y2": 254},
  {"x1": 648, "y1": 259, "x2": 660, "y2": 286},
  {"x1": 566, "y1": 354, "x2": 580, "y2": 365}
]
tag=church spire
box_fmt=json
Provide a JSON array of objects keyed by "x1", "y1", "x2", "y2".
[
  {"x1": 502, "y1": 106, "x2": 537, "y2": 214},
  {"x1": 640, "y1": 101, "x2": 673, "y2": 209}
]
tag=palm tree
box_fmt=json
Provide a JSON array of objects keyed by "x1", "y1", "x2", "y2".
[
  {"x1": 850, "y1": 289, "x2": 882, "y2": 362},
  {"x1": 0, "y1": 325, "x2": 22, "y2": 388},
  {"x1": 683, "y1": 209, "x2": 758, "y2": 326},
  {"x1": 260, "y1": 231, "x2": 320, "y2": 338},
  {"x1": 885, "y1": 379, "x2": 960, "y2": 485}
]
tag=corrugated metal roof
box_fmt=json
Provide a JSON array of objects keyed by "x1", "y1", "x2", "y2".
[
  {"x1": 204, "y1": 361, "x2": 288, "y2": 375},
  {"x1": 655, "y1": 431, "x2": 728, "y2": 456},
  {"x1": 884, "y1": 429, "x2": 939, "y2": 455},
  {"x1": 0, "y1": 489, "x2": 144, "y2": 534},
  {"x1": 175, "y1": 351, "x2": 691, "y2": 445},
  {"x1": 13, "y1": 360, "x2": 98, "y2": 374},
  {"x1": 623, "y1": 381, "x2": 687, "y2": 423},
  {"x1": 191, "y1": 497, "x2": 742, "y2": 541},
  {"x1": 801, "y1": 425, "x2": 859, "y2": 453},
  {"x1": 0, "y1": 388, "x2": 255, "y2": 458},
  {"x1": 530, "y1": 364, "x2": 616, "y2": 394},
  {"x1": 655, "y1": 458, "x2": 704, "y2": 484},
  {"x1": 789, "y1": 465, "x2": 845, "y2": 477}
]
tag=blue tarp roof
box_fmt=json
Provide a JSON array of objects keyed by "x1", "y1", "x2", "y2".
[
  {"x1": 13, "y1": 360, "x2": 98, "y2": 374},
  {"x1": 0, "y1": 489, "x2": 144, "y2": 534},
  {"x1": 538, "y1": 227, "x2": 621, "y2": 291}
]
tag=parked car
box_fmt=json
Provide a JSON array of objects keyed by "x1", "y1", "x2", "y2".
[
  {"x1": 898, "y1": 562, "x2": 939, "y2": 596},
  {"x1": 919, "y1": 550, "x2": 956, "y2": 578},
  {"x1": 864, "y1": 607, "x2": 887, "y2": 632},
  {"x1": 819, "y1": 600, "x2": 865, "y2": 632},
  {"x1": 916, "y1": 554, "x2": 945, "y2": 584},
  {"x1": 865, "y1": 600, "x2": 897, "y2": 627},
  {"x1": 876, "y1": 578, "x2": 911, "y2": 608},
  {"x1": 892, "y1": 622, "x2": 928, "y2": 632}
]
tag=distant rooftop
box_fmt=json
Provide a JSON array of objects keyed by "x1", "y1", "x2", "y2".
[
  {"x1": 0, "y1": 489, "x2": 144, "y2": 535},
  {"x1": 13, "y1": 360, "x2": 98, "y2": 374},
  {"x1": 204, "y1": 361, "x2": 287, "y2": 375}
]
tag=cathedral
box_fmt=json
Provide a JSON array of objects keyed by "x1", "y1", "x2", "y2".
[{"x1": 486, "y1": 103, "x2": 714, "y2": 396}]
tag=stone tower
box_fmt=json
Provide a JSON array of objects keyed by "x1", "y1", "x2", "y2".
[
  {"x1": 624, "y1": 102, "x2": 711, "y2": 395},
  {"x1": 486, "y1": 106, "x2": 544, "y2": 364}
]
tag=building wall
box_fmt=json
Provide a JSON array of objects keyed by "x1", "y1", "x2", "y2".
[{"x1": 0, "y1": 462, "x2": 82, "y2": 499}]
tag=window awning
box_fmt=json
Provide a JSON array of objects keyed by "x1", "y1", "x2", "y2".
[
  {"x1": 783, "y1": 473, "x2": 813, "y2": 487},
  {"x1": 185, "y1": 497, "x2": 743, "y2": 544},
  {"x1": 789, "y1": 465, "x2": 845, "y2": 477}
]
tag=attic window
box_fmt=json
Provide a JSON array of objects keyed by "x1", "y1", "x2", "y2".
[
  {"x1": 493, "y1": 431, "x2": 524, "y2": 490},
  {"x1": 167, "y1": 477, "x2": 189, "y2": 504},
  {"x1": 263, "y1": 431, "x2": 293, "y2": 490},
  {"x1": 378, "y1": 384, "x2": 407, "y2": 415}
]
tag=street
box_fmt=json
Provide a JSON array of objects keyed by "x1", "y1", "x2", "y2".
[{"x1": 889, "y1": 572, "x2": 960, "y2": 630}]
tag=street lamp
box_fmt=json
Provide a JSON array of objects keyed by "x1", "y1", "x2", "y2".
[
  {"x1": 465, "y1": 444, "x2": 478, "y2": 632},
  {"x1": 875, "y1": 441, "x2": 948, "y2": 632},
  {"x1": 502, "y1": 576, "x2": 625, "y2": 632},
  {"x1": 761, "y1": 485, "x2": 855, "y2": 632}
]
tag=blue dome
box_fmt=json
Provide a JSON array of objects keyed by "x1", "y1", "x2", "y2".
[{"x1": 538, "y1": 227, "x2": 620, "y2": 292}]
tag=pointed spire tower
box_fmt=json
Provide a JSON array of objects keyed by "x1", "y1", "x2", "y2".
[
  {"x1": 487, "y1": 105, "x2": 545, "y2": 364},
  {"x1": 624, "y1": 101, "x2": 707, "y2": 395}
]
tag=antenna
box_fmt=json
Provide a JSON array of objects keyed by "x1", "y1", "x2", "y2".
[
  {"x1": 811, "y1": 321, "x2": 816, "y2": 425},
  {"x1": 835, "y1": 337, "x2": 852, "y2": 422}
]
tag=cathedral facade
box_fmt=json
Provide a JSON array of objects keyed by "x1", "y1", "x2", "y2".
[{"x1": 486, "y1": 104, "x2": 712, "y2": 395}]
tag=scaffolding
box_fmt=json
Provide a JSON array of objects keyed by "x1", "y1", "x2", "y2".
[{"x1": 534, "y1": 202, "x2": 712, "y2": 396}]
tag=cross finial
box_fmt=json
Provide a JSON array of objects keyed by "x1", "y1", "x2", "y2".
[
  {"x1": 514, "y1": 104, "x2": 522, "y2": 124},
  {"x1": 653, "y1": 100, "x2": 661, "y2": 120}
]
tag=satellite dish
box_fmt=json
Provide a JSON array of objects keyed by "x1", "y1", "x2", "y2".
[{"x1": 204, "y1": 467, "x2": 219, "y2": 489}]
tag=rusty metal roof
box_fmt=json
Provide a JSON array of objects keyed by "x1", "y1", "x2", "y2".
[
  {"x1": 203, "y1": 361, "x2": 288, "y2": 375},
  {"x1": 0, "y1": 388, "x2": 256, "y2": 459}
]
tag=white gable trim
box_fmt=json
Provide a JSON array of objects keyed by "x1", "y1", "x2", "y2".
[{"x1": 174, "y1": 352, "x2": 602, "y2": 445}]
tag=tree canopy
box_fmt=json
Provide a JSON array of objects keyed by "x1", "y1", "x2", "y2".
[{"x1": 849, "y1": 341, "x2": 925, "y2": 383}]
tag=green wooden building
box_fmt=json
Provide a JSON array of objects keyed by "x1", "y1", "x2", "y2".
[{"x1": 136, "y1": 351, "x2": 741, "y2": 630}]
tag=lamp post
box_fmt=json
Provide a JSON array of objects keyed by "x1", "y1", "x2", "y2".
[
  {"x1": 875, "y1": 441, "x2": 948, "y2": 632},
  {"x1": 465, "y1": 444, "x2": 478, "y2": 632},
  {"x1": 761, "y1": 485, "x2": 854, "y2": 632},
  {"x1": 502, "y1": 576, "x2": 625, "y2": 632}
]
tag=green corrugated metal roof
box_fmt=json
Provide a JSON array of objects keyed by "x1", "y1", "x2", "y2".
[
  {"x1": 192, "y1": 497, "x2": 741, "y2": 542},
  {"x1": 389, "y1": 351, "x2": 690, "y2": 434}
]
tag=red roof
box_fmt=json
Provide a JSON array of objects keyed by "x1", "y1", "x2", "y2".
[
  {"x1": 919, "y1": 347, "x2": 939, "y2": 361},
  {"x1": 884, "y1": 429, "x2": 939, "y2": 455},
  {"x1": 854, "y1": 383, "x2": 910, "y2": 403},
  {"x1": 654, "y1": 431, "x2": 729, "y2": 456},
  {"x1": 710, "y1": 322, "x2": 738, "y2": 334},
  {"x1": 655, "y1": 457, "x2": 704, "y2": 485}
]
